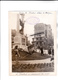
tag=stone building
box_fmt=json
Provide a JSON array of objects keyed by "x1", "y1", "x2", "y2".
[{"x1": 31, "y1": 23, "x2": 53, "y2": 50}]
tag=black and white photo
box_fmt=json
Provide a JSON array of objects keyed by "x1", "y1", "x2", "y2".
[{"x1": 9, "y1": 11, "x2": 56, "y2": 75}]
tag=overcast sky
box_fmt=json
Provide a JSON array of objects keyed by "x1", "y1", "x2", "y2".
[{"x1": 9, "y1": 11, "x2": 56, "y2": 42}]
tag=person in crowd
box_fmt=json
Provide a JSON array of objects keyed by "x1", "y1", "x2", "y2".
[
  {"x1": 50, "y1": 46, "x2": 54, "y2": 61},
  {"x1": 14, "y1": 45, "x2": 20, "y2": 57},
  {"x1": 48, "y1": 46, "x2": 51, "y2": 55},
  {"x1": 40, "y1": 46, "x2": 44, "y2": 55},
  {"x1": 52, "y1": 47, "x2": 54, "y2": 56}
]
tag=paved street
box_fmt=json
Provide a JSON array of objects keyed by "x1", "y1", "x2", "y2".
[{"x1": 12, "y1": 50, "x2": 54, "y2": 72}]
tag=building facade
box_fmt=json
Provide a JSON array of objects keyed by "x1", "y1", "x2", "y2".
[{"x1": 32, "y1": 23, "x2": 53, "y2": 50}]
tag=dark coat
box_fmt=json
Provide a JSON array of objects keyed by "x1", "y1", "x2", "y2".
[
  {"x1": 48, "y1": 48, "x2": 51, "y2": 55},
  {"x1": 40, "y1": 47, "x2": 43, "y2": 54}
]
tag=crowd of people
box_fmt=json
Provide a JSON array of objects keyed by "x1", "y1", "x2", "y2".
[{"x1": 39, "y1": 46, "x2": 54, "y2": 61}]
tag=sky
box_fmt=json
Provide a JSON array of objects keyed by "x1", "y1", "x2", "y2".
[{"x1": 9, "y1": 11, "x2": 56, "y2": 42}]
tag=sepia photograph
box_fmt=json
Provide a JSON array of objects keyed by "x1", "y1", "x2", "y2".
[
  {"x1": 1, "y1": 0, "x2": 58, "y2": 1},
  {"x1": 9, "y1": 11, "x2": 56, "y2": 75}
]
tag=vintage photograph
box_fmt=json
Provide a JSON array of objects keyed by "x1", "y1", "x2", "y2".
[
  {"x1": 9, "y1": 11, "x2": 56, "y2": 75},
  {"x1": 1, "y1": 0, "x2": 58, "y2": 1}
]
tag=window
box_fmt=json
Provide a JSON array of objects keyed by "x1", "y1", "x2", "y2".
[
  {"x1": 45, "y1": 30, "x2": 47, "y2": 38},
  {"x1": 22, "y1": 38, "x2": 25, "y2": 45},
  {"x1": 36, "y1": 38, "x2": 38, "y2": 40}
]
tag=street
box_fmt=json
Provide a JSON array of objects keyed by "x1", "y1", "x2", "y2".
[{"x1": 12, "y1": 51, "x2": 54, "y2": 72}]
